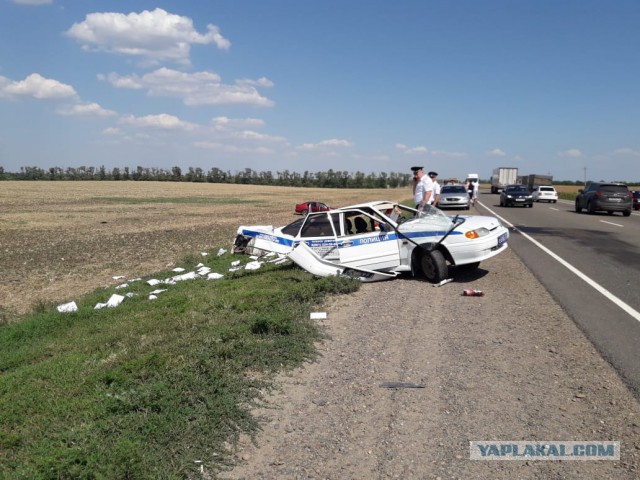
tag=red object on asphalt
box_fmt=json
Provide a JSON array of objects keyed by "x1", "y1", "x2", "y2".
[{"x1": 462, "y1": 289, "x2": 484, "y2": 297}]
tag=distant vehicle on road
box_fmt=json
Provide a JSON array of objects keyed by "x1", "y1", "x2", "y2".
[
  {"x1": 633, "y1": 190, "x2": 640, "y2": 210},
  {"x1": 575, "y1": 183, "x2": 632, "y2": 216},
  {"x1": 525, "y1": 174, "x2": 554, "y2": 191},
  {"x1": 500, "y1": 184, "x2": 533, "y2": 208},
  {"x1": 436, "y1": 185, "x2": 470, "y2": 210},
  {"x1": 294, "y1": 201, "x2": 332, "y2": 216},
  {"x1": 531, "y1": 186, "x2": 558, "y2": 203},
  {"x1": 490, "y1": 167, "x2": 518, "y2": 194}
]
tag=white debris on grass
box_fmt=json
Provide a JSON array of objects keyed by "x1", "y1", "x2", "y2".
[
  {"x1": 129, "y1": 278, "x2": 142, "y2": 282},
  {"x1": 228, "y1": 267, "x2": 242, "y2": 272},
  {"x1": 244, "y1": 261, "x2": 262, "y2": 270},
  {"x1": 310, "y1": 312, "x2": 327, "y2": 320},
  {"x1": 106, "y1": 294, "x2": 125, "y2": 308},
  {"x1": 147, "y1": 279, "x2": 161, "y2": 286},
  {"x1": 231, "y1": 260, "x2": 241, "y2": 267},
  {"x1": 57, "y1": 301, "x2": 78, "y2": 313},
  {"x1": 125, "y1": 292, "x2": 137, "y2": 298},
  {"x1": 150, "y1": 289, "x2": 167, "y2": 295},
  {"x1": 172, "y1": 267, "x2": 186, "y2": 273},
  {"x1": 112, "y1": 275, "x2": 125, "y2": 280},
  {"x1": 149, "y1": 295, "x2": 158, "y2": 300},
  {"x1": 217, "y1": 248, "x2": 227, "y2": 256},
  {"x1": 207, "y1": 273, "x2": 224, "y2": 280},
  {"x1": 115, "y1": 283, "x2": 129, "y2": 290},
  {"x1": 172, "y1": 271, "x2": 199, "y2": 282},
  {"x1": 197, "y1": 266, "x2": 211, "y2": 276},
  {"x1": 201, "y1": 252, "x2": 209, "y2": 257},
  {"x1": 249, "y1": 255, "x2": 259, "y2": 260},
  {"x1": 94, "y1": 303, "x2": 107, "y2": 310}
]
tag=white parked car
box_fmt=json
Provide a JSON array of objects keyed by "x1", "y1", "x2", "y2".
[
  {"x1": 235, "y1": 201, "x2": 509, "y2": 283},
  {"x1": 531, "y1": 186, "x2": 558, "y2": 203}
]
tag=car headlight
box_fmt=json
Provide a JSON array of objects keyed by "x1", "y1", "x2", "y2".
[
  {"x1": 506, "y1": 195, "x2": 513, "y2": 198},
  {"x1": 465, "y1": 228, "x2": 490, "y2": 239}
]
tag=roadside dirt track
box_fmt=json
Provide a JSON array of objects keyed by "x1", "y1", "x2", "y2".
[{"x1": 219, "y1": 247, "x2": 640, "y2": 479}]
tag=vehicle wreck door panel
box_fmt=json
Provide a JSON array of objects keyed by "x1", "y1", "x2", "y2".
[
  {"x1": 299, "y1": 213, "x2": 340, "y2": 262},
  {"x1": 337, "y1": 211, "x2": 401, "y2": 271}
]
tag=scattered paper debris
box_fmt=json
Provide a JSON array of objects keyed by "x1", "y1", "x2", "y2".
[
  {"x1": 112, "y1": 275, "x2": 125, "y2": 280},
  {"x1": 172, "y1": 267, "x2": 185, "y2": 273},
  {"x1": 150, "y1": 289, "x2": 167, "y2": 295},
  {"x1": 125, "y1": 292, "x2": 137, "y2": 298},
  {"x1": 217, "y1": 248, "x2": 227, "y2": 256},
  {"x1": 201, "y1": 252, "x2": 209, "y2": 257},
  {"x1": 244, "y1": 261, "x2": 262, "y2": 270},
  {"x1": 147, "y1": 279, "x2": 161, "y2": 286},
  {"x1": 434, "y1": 278, "x2": 453, "y2": 287},
  {"x1": 310, "y1": 312, "x2": 327, "y2": 320},
  {"x1": 197, "y1": 267, "x2": 211, "y2": 275},
  {"x1": 196, "y1": 263, "x2": 205, "y2": 268},
  {"x1": 106, "y1": 294, "x2": 125, "y2": 308},
  {"x1": 231, "y1": 260, "x2": 241, "y2": 267},
  {"x1": 129, "y1": 278, "x2": 142, "y2": 282},
  {"x1": 115, "y1": 283, "x2": 129, "y2": 290},
  {"x1": 228, "y1": 267, "x2": 242, "y2": 272},
  {"x1": 172, "y1": 271, "x2": 199, "y2": 282},
  {"x1": 249, "y1": 255, "x2": 259, "y2": 260},
  {"x1": 149, "y1": 295, "x2": 158, "y2": 300},
  {"x1": 94, "y1": 303, "x2": 107, "y2": 310},
  {"x1": 57, "y1": 301, "x2": 78, "y2": 313},
  {"x1": 207, "y1": 273, "x2": 224, "y2": 280}
]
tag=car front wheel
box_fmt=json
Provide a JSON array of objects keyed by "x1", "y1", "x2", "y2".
[
  {"x1": 575, "y1": 201, "x2": 582, "y2": 213},
  {"x1": 420, "y1": 249, "x2": 448, "y2": 283}
]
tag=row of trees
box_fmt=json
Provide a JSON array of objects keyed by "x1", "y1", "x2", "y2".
[{"x1": 0, "y1": 165, "x2": 415, "y2": 188}]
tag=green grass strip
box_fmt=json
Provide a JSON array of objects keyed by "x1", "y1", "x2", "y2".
[{"x1": 0, "y1": 253, "x2": 359, "y2": 479}]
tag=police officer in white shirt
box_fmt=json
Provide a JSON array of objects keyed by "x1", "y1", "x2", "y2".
[
  {"x1": 411, "y1": 166, "x2": 434, "y2": 212},
  {"x1": 427, "y1": 171, "x2": 441, "y2": 206}
]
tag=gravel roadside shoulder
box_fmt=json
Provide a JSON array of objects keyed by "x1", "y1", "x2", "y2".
[{"x1": 218, "y1": 247, "x2": 640, "y2": 479}]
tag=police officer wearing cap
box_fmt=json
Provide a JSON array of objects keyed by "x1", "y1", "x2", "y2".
[{"x1": 411, "y1": 166, "x2": 433, "y2": 212}]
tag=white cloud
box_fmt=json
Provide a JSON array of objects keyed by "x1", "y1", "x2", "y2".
[
  {"x1": 559, "y1": 148, "x2": 582, "y2": 158},
  {"x1": 613, "y1": 147, "x2": 640, "y2": 157},
  {"x1": 212, "y1": 116, "x2": 265, "y2": 129},
  {"x1": 297, "y1": 139, "x2": 353, "y2": 150},
  {"x1": 488, "y1": 148, "x2": 506, "y2": 157},
  {"x1": 231, "y1": 130, "x2": 286, "y2": 143},
  {"x1": 404, "y1": 146, "x2": 428, "y2": 155},
  {"x1": 395, "y1": 144, "x2": 427, "y2": 155},
  {"x1": 101, "y1": 68, "x2": 274, "y2": 107},
  {"x1": 65, "y1": 8, "x2": 230, "y2": 66},
  {"x1": 119, "y1": 113, "x2": 197, "y2": 131},
  {"x1": 12, "y1": 0, "x2": 52, "y2": 4},
  {"x1": 57, "y1": 102, "x2": 116, "y2": 117},
  {"x1": 431, "y1": 150, "x2": 466, "y2": 158},
  {"x1": 102, "y1": 127, "x2": 122, "y2": 136},
  {"x1": 193, "y1": 141, "x2": 273, "y2": 154},
  {"x1": 0, "y1": 73, "x2": 77, "y2": 100}
]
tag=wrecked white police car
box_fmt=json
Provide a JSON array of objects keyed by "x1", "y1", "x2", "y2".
[{"x1": 234, "y1": 201, "x2": 509, "y2": 283}]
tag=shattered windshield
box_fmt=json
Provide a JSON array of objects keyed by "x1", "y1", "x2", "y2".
[{"x1": 390, "y1": 203, "x2": 455, "y2": 230}]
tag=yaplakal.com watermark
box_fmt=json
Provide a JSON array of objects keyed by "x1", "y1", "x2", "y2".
[{"x1": 469, "y1": 441, "x2": 620, "y2": 461}]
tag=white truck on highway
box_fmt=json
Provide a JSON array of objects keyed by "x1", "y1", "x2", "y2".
[{"x1": 490, "y1": 167, "x2": 518, "y2": 194}]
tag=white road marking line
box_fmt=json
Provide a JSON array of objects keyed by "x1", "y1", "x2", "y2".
[
  {"x1": 478, "y1": 201, "x2": 640, "y2": 323},
  {"x1": 550, "y1": 207, "x2": 560, "y2": 211},
  {"x1": 600, "y1": 220, "x2": 624, "y2": 227}
]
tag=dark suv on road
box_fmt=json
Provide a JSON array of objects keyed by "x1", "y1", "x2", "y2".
[{"x1": 575, "y1": 182, "x2": 632, "y2": 216}]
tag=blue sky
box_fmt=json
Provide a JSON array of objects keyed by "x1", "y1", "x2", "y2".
[{"x1": 1, "y1": 0, "x2": 639, "y2": 182}]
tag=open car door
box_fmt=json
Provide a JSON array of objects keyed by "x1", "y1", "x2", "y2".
[{"x1": 336, "y1": 210, "x2": 401, "y2": 271}]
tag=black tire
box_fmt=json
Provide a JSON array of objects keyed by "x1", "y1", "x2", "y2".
[
  {"x1": 608, "y1": 210, "x2": 614, "y2": 215},
  {"x1": 623, "y1": 210, "x2": 631, "y2": 217},
  {"x1": 553, "y1": 200, "x2": 557, "y2": 203},
  {"x1": 587, "y1": 201, "x2": 596, "y2": 214},
  {"x1": 575, "y1": 201, "x2": 582, "y2": 213},
  {"x1": 420, "y1": 249, "x2": 448, "y2": 283}
]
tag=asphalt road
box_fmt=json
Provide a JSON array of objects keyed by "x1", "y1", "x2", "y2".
[{"x1": 475, "y1": 191, "x2": 640, "y2": 397}]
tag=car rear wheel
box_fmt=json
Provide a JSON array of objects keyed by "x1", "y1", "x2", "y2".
[
  {"x1": 623, "y1": 210, "x2": 631, "y2": 217},
  {"x1": 420, "y1": 249, "x2": 448, "y2": 283}
]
